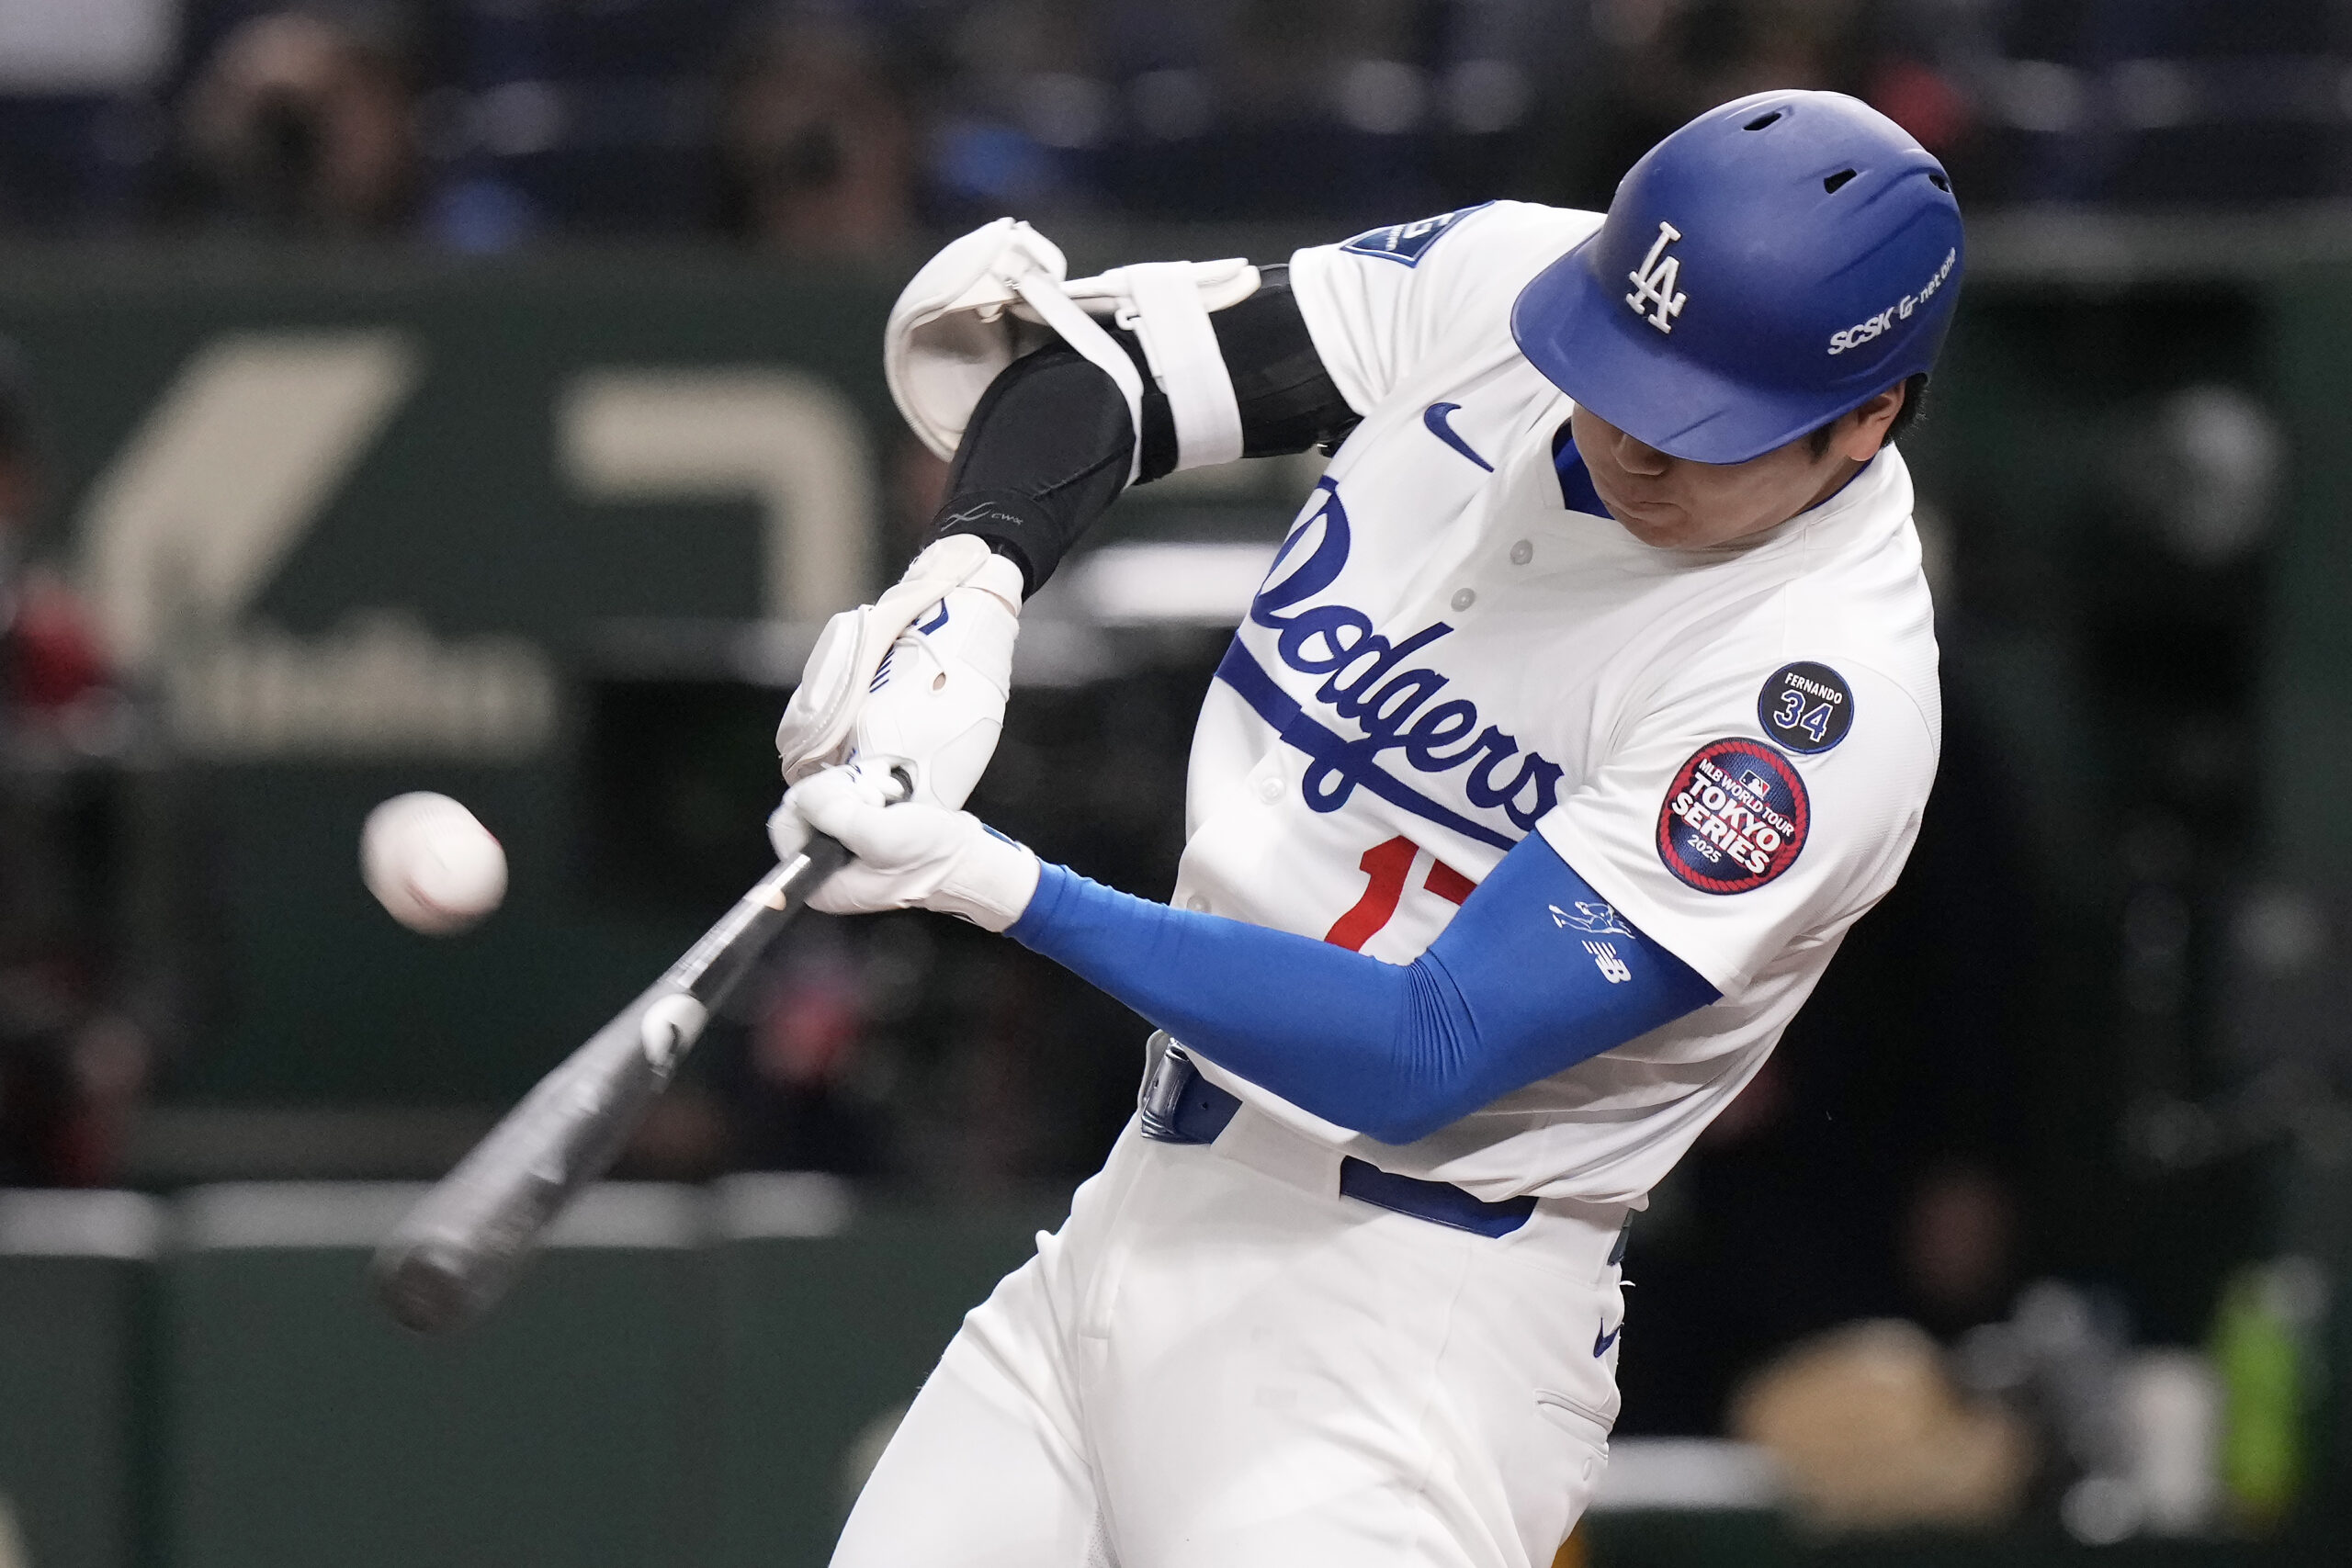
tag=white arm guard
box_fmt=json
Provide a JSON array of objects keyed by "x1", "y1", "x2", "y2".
[
  {"x1": 1077, "y1": 261, "x2": 1251, "y2": 471},
  {"x1": 883, "y1": 217, "x2": 1260, "y2": 479}
]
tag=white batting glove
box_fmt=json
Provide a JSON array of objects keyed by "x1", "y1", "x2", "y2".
[
  {"x1": 775, "y1": 535, "x2": 1024, "y2": 809},
  {"x1": 846, "y1": 558, "x2": 1022, "y2": 807},
  {"x1": 768, "y1": 767, "x2": 1041, "y2": 931}
]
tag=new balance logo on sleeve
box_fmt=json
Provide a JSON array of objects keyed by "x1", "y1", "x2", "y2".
[{"x1": 1583, "y1": 941, "x2": 1633, "y2": 984}]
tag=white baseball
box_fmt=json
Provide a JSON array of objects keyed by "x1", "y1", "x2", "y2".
[{"x1": 361, "y1": 793, "x2": 508, "y2": 934}]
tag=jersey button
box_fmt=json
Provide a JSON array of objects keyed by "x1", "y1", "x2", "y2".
[
  {"x1": 1451, "y1": 588, "x2": 1476, "y2": 611},
  {"x1": 1185, "y1": 895, "x2": 1210, "y2": 913},
  {"x1": 1510, "y1": 539, "x2": 1533, "y2": 566},
  {"x1": 1256, "y1": 776, "x2": 1283, "y2": 803}
]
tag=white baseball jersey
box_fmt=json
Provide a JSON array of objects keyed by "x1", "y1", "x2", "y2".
[{"x1": 1168, "y1": 199, "x2": 1942, "y2": 1205}]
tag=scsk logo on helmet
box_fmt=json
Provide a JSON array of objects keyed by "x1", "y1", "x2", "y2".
[
  {"x1": 1624, "y1": 221, "x2": 1689, "y2": 334},
  {"x1": 1826, "y1": 247, "x2": 1957, "y2": 356}
]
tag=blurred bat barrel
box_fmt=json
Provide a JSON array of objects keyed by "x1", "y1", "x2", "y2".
[{"x1": 371, "y1": 834, "x2": 854, "y2": 1334}]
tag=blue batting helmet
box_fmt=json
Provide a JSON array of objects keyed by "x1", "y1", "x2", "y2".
[{"x1": 1512, "y1": 90, "x2": 1963, "y2": 465}]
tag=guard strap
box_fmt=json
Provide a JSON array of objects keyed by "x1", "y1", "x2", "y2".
[{"x1": 1117, "y1": 263, "x2": 1245, "y2": 471}]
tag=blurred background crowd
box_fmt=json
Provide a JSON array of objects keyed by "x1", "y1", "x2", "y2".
[
  {"x1": 0, "y1": 0, "x2": 2343, "y2": 252},
  {"x1": 2, "y1": 0, "x2": 2352, "y2": 1563}
]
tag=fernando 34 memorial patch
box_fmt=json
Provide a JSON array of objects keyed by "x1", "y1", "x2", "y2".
[{"x1": 1657, "y1": 739, "x2": 1809, "y2": 895}]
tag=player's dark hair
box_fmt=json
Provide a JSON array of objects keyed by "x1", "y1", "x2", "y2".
[{"x1": 1806, "y1": 373, "x2": 1928, "y2": 459}]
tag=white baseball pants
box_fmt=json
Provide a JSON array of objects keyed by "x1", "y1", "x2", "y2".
[{"x1": 831, "y1": 1105, "x2": 1628, "y2": 1568}]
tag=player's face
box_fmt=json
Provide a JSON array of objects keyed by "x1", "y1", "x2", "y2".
[{"x1": 1569, "y1": 385, "x2": 1908, "y2": 550}]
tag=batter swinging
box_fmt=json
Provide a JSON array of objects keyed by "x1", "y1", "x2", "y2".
[{"x1": 768, "y1": 89, "x2": 1962, "y2": 1568}]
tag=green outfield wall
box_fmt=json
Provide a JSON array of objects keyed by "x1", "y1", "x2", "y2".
[{"x1": 0, "y1": 1182, "x2": 2335, "y2": 1568}]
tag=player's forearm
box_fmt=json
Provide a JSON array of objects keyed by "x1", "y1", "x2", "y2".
[
  {"x1": 1012, "y1": 864, "x2": 1427, "y2": 1138},
  {"x1": 1006, "y1": 835, "x2": 1716, "y2": 1145},
  {"x1": 928, "y1": 344, "x2": 1137, "y2": 597},
  {"x1": 932, "y1": 265, "x2": 1358, "y2": 595}
]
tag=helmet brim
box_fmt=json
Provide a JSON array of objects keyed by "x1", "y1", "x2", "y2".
[{"x1": 1512, "y1": 236, "x2": 1854, "y2": 468}]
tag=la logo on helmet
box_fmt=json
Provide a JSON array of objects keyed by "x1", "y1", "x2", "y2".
[{"x1": 1624, "y1": 220, "x2": 1688, "y2": 334}]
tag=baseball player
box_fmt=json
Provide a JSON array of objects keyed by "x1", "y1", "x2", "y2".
[{"x1": 769, "y1": 89, "x2": 1961, "y2": 1568}]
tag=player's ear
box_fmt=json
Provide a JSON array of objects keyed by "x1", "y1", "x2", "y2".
[{"x1": 1835, "y1": 384, "x2": 1906, "y2": 462}]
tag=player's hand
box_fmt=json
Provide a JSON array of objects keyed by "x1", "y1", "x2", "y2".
[
  {"x1": 775, "y1": 536, "x2": 1023, "y2": 810},
  {"x1": 843, "y1": 567, "x2": 1020, "y2": 807},
  {"x1": 768, "y1": 767, "x2": 1040, "y2": 931}
]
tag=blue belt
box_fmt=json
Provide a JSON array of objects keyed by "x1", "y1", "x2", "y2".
[{"x1": 1137, "y1": 1038, "x2": 1537, "y2": 1240}]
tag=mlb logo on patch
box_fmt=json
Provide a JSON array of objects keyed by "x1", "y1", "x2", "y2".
[{"x1": 1340, "y1": 204, "x2": 1492, "y2": 267}]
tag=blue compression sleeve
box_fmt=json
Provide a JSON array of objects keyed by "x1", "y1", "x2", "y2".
[{"x1": 1005, "y1": 832, "x2": 1720, "y2": 1145}]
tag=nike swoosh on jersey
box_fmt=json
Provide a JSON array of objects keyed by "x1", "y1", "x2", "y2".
[
  {"x1": 1593, "y1": 1321, "x2": 1622, "y2": 1357},
  {"x1": 1421, "y1": 402, "x2": 1494, "y2": 472}
]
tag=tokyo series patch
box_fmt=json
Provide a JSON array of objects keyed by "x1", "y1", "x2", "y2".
[
  {"x1": 1757, "y1": 661, "x2": 1854, "y2": 754},
  {"x1": 1657, "y1": 739, "x2": 1809, "y2": 894}
]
